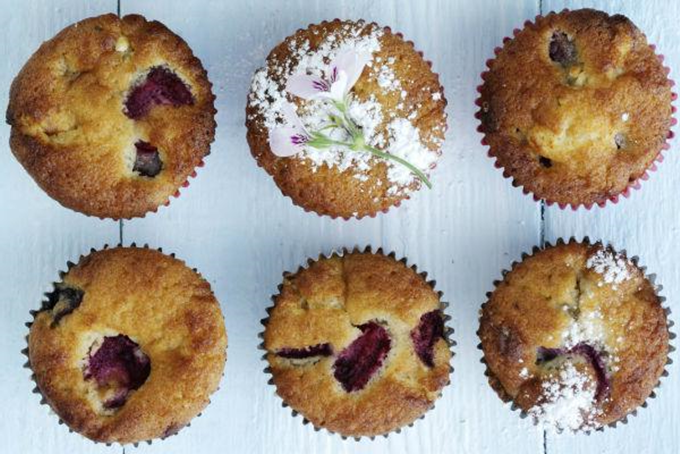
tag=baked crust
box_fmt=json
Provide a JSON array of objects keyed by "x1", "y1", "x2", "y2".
[
  {"x1": 28, "y1": 247, "x2": 227, "y2": 444},
  {"x1": 479, "y1": 9, "x2": 673, "y2": 206},
  {"x1": 7, "y1": 14, "x2": 216, "y2": 218},
  {"x1": 479, "y1": 241, "x2": 668, "y2": 429},
  {"x1": 263, "y1": 251, "x2": 451, "y2": 437},
  {"x1": 246, "y1": 20, "x2": 447, "y2": 218}
]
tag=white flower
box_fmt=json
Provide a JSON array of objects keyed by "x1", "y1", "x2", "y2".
[
  {"x1": 268, "y1": 102, "x2": 310, "y2": 157},
  {"x1": 286, "y1": 49, "x2": 372, "y2": 102}
]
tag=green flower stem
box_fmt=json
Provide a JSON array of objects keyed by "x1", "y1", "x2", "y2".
[
  {"x1": 309, "y1": 137, "x2": 432, "y2": 189},
  {"x1": 363, "y1": 144, "x2": 433, "y2": 189},
  {"x1": 307, "y1": 99, "x2": 432, "y2": 189}
]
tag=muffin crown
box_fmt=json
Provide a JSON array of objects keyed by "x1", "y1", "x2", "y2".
[
  {"x1": 7, "y1": 14, "x2": 217, "y2": 218},
  {"x1": 478, "y1": 9, "x2": 674, "y2": 207},
  {"x1": 479, "y1": 240, "x2": 670, "y2": 432},
  {"x1": 262, "y1": 249, "x2": 452, "y2": 438},
  {"x1": 27, "y1": 246, "x2": 227, "y2": 444}
]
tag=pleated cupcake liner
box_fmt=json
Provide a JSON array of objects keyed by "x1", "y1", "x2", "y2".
[
  {"x1": 22, "y1": 243, "x2": 227, "y2": 447},
  {"x1": 474, "y1": 9, "x2": 677, "y2": 210},
  {"x1": 248, "y1": 19, "x2": 447, "y2": 221},
  {"x1": 258, "y1": 245, "x2": 455, "y2": 440},
  {"x1": 476, "y1": 237, "x2": 675, "y2": 434}
]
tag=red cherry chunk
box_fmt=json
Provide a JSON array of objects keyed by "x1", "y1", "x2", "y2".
[
  {"x1": 333, "y1": 322, "x2": 391, "y2": 392},
  {"x1": 124, "y1": 66, "x2": 193, "y2": 120},
  {"x1": 84, "y1": 335, "x2": 151, "y2": 409}
]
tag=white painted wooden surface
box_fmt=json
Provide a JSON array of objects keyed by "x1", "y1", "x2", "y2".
[{"x1": 0, "y1": 1, "x2": 676, "y2": 453}]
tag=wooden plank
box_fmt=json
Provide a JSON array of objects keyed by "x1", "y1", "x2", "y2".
[
  {"x1": 0, "y1": 1, "x2": 122, "y2": 454},
  {"x1": 542, "y1": 1, "x2": 680, "y2": 453},
  {"x1": 120, "y1": 0, "x2": 543, "y2": 453}
]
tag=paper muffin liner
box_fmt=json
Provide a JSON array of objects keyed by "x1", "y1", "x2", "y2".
[
  {"x1": 474, "y1": 9, "x2": 677, "y2": 210},
  {"x1": 22, "y1": 243, "x2": 226, "y2": 446},
  {"x1": 258, "y1": 245, "x2": 455, "y2": 440},
  {"x1": 248, "y1": 19, "x2": 447, "y2": 221},
  {"x1": 477, "y1": 237, "x2": 675, "y2": 433}
]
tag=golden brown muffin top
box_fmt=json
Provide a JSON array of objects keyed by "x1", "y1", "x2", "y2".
[
  {"x1": 246, "y1": 20, "x2": 447, "y2": 219},
  {"x1": 479, "y1": 241, "x2": 669, "y2": 432},
  {"x1": 263, "y1": 251, "x2": 451, "y2": 438},
  {"x1": 479, "y1": 9, "x2": 673, "y2": 207},
  {"x1": 7, "y1": 14, "x2": 216, "y2": 219},
  {"x1": 28, "y1": 247, "x2": 227, "y2": 444}
]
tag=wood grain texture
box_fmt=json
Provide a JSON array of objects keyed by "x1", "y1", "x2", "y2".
[
  {"x1": 0, "y1": 1, "x2": 121, "y2": 453},
  {"x1": 541, "y1": 1, "x2": 680, "y2": 454}
]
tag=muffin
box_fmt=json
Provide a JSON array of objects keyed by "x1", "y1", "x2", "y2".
[
  {"x1": 7, "y1": 14, "x2": 216, "y2": 219},
  {"x1": 26, "y1": 246, "x2": 227, "y2": 444},
  {"x1": 478, "y1": 9, "x2": 674, "y2": 207},
  {"x1": 479, "y1": 240, "x2": 670, "y2": 432},
  {"x1": 262, "y1": 249, "x2": 452, "y2": 438},
  {"x1": 246, "y1": 20, "x2": 447, "y2": 219}
]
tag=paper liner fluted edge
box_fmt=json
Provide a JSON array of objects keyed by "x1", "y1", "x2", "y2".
[
  {"x1": 474, "y1": 9, "x2": 677, "y2": 210},
  {"x1": 22, "y1": 243, "x2": 228, "y2": 447},
  {"x1": 245, "y1": 18, "x2": 448, "y2": 221},
  {"x1": 476, "y1": 236, "x2": 675, "y2": 434},
  {"x1": 258, "y1": 245, "x2": 456, "y2": 440}
]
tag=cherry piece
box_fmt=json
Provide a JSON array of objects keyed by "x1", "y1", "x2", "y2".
[
  {"x1": 549, "y1": 31, "x2": 578, "y2": 66},
  {"x1": 133, "y1": 140, "x2": 162, "y2": 177},
  {"x1": 333, "y1": 322, "x2": 391, "y2": 392},
  {"x1": 277, "y1": 343, "x2": 333, "y2": 359},
  {"x1": 536, "y1": 343, "x2": 610, "y2": 401},
  {"x1": 124, "y1": 66, "x2": 193, "y2": 120},
  {"x1": 411, "y1": 310, "x2": 445, "y2": 367},
  {"x1": 45, "y1": 286, "x2": 84, "y2": 327},
  {"x1": 84, "y1": 335, "x2": 151, "y2": 409}
]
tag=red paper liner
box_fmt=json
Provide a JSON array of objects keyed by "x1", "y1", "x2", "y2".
[
  {"x1": 258, "y1": 246, "x2": 455, "y2": 440},
  {"x1": 475, "y1": 9, "x2": 677, "y2": 210},
  {"x1": 22, "y1": 243, "x2": 226, "y2": 446},
  {"x1": 247, "y1": 19, "x2": 447, "y2": 220},
  {"x1": 477, "y1": 237, "x2": 675, "y2": 433}
]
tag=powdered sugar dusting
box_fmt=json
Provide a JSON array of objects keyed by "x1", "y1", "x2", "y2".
[
  {"x1": 562, "y1": 309, "x2": 605, "y2": 349},
  {"x1": 586, "y1": 249, "x2": 632, "y2": 290},
  {"x1": 248, "y1": 21, "x2": 442, "y2": 195},
  {"x1": 529, "y1": 362, "x2": 600, "y2": 432}
]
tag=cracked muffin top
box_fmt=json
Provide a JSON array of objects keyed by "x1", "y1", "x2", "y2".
[
  {"x1": 27, "y1": 247, "x2": 227, "y2": 444},
  {"x1": 479, "y1": 9, "x2": 673, "y2": 207},
  {"x1": 7, "y1": 14, "x2": 216, "y2": 219},
  {"x1": 479, "y1": 241, "x2": 669, "y2": 432},
  {"x1": 263, "y1": 250, "x2": 451, "y2": 438},
  {"x1": 246, "y1": 20, "x2": 447, "y2": 219}
]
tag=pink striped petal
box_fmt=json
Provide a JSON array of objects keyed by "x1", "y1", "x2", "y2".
[
  {"x1": 287, "y1": 74, "x2": 329, "y2": 100},
  {"x1": 281, "y1": 102, "x2": 307, "y2": 133},
  {"x1": 269, "y1": 127, "x2": 304, "y2": 157},
  {"x1": 332, "y1": 50, "x2": 372, "y2": 93}
]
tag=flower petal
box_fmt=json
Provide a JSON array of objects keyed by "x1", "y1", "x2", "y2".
[
  {"x1": 269, "y1": 127, "x2": 304, "y2": 157},
  {"x1": 287, "y1": 74, "x2": 329, "y2": 100},
  {"x1": 332, "y1": 50, "x2": 372, "y2": 93},
  {"x1": 281, "y1": 102, "x2": 308, "y2": 133},
  {"x1": 328, "y1": 70, "x2": 349, "y2": 102}
]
